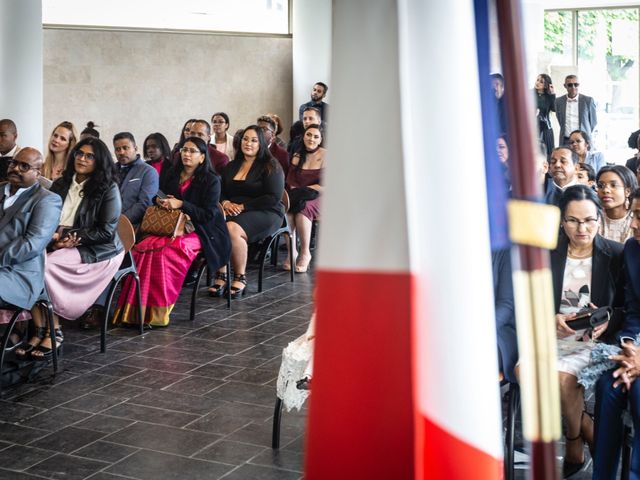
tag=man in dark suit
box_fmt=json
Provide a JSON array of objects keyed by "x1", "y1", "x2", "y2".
[
  {"x1": 113, "y1": 132, "x2": 159, "y2": 227},
  {"x1": 0, "y1": 119, "x2": 21, "y2": 181},
  {"x1": 555, "y1": 75, "x2": 598, "y2": 145},
  {"x1": 544, "y1": 146, "x2": 578, "y2": 207},
  {"x1": 0, "y1": 147, "x2": 62, "y2": 310}
]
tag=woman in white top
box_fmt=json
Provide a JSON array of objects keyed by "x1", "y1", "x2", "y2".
[
  {"x1": 596, "y1": 165, "x2": 638, "y2": 244},
  {"x1": 211, "y1": 112, "x2": 235, "y2": 160},
  {"x1": 42, "y1": 121, "x2": 78, "y2": 180}
]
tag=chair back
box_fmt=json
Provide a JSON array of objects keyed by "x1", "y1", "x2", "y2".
[
  {"x1": 117, "y1": 215, "x2": 136, "y2": 253},
  {"x1": 281, "y1": 190, "x2": 290, "y2": 213}
]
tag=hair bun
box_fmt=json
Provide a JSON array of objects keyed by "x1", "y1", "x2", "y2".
[{"x1": 86, "y1": 121, "x2": 95, "y2": 128}]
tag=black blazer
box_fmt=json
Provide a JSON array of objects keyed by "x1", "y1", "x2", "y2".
[
  {"x1": 50, "y1": 179, "x2": 123, "y2": 264},
  {"x1": 161, "y1": 168, "x2": 231, "y2": 272},
  {"x1": 550, "y1": 234, "x2": 625, "y2": 341}
]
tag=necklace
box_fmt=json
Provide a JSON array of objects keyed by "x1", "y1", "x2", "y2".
[{"x1": 568, "y1": 246, "x2": 593, "y2": 259}]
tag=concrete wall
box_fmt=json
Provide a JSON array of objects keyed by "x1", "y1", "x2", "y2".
[{"x1": 43, "y1": 28, "x2": 292, "y2": 152}]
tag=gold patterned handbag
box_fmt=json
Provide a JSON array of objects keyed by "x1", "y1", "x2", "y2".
[{"x1": 139, "y1": 205, "x2": 194, "y2": 238}]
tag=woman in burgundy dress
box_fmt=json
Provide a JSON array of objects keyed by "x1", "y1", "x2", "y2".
[{"x1": 285, "y1": 124, "x2": 325, "y2": 273}]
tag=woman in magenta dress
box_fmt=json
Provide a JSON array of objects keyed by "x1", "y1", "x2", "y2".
[
  {"x1": 116, "y1": 136, "x2": 230, "y2": 327},
  {"x1": 284, "y1": 124, "x2": 325, "y2": 273}
]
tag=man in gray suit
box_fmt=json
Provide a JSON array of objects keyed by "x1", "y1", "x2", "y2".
[
  {"x1": 0, "y1": 147, "x2": 62, "y2": 310},
  {"x1": 113, "y1": 132, "x2": 159, "y2": 227},
  {"x1": 555, "y1": 75, "x2": 598, "y2": 145}
]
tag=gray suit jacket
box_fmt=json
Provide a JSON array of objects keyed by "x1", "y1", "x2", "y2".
[
  {"x1": 119, "y1": 157, "x2": 159, "y2": 227},
  {"x1": 555, "y1": 94, "x2": 598, "y2": 141},
  {"x1": 0, "y1": 182, "x2": 62, "y2": 309}
]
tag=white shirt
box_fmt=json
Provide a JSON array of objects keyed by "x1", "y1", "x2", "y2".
[
  {"x1": 553, "y1": 177, "x2": 578, "y2": 191},
  {"x1": 565, "y1": 94, "x2": 580, "y2": 136},
  {"x1": 2, "y1": 182, "x2": 35, "y2": 210},
  {"x1": 58, "y1": 174, "x2": 86, "y2": 226},
  {"x1": 1, "y1": 144, "x2": 20, "y2": 157}
]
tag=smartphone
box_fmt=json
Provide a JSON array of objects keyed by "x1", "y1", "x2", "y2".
[{"x1": 156, "y1": 190, "x2": 168, "y2": 199}]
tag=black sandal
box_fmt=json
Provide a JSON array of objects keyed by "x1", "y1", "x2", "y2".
[
  {"x1": 229, "y1": 274, "x2": 247, "y2": 299},
  {"x1": 31, "y1": 328, "x2": 64, "y2": 362},
  {"x1": 208, "y1": 271, "x2": 228, "y2": 297},
  {"x1": 15, "y1": 327, "x2": 46, "y2": 359}
]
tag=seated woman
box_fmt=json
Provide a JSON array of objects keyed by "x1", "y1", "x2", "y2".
[
  {"x1": 592, "y1": 188, "x2": 640, "y2": 478},
  {"x1": 208, "y1": 125, "x2": 285, "y2": 298},
  {"x1": 551, "y1": 185, "x2": 624, "y2": 477},
  {"x1": 569, "y1": 129, "x2": 605, "y2": 174},
  {"x1": 211, "y1": 112, "x2": 235, "y2": 160},
  {"x1": 42, "y1": 121, "x2": 78, "y2": 180},
  {"x1": 596, "y1": 165, "x2": 638, "y2": 244},
  {"x1": 143, "y1": 132, "x2": 174, "y2": 185},
  {"x1": 283, "y1": 124, "x2": 325, "y2": 273},
  {"x1": 116, "y1": 136, "x2": 230, "y2": 327},
  {"x1": 16, "y1": 137, "x2": 124, "y2": 360}
]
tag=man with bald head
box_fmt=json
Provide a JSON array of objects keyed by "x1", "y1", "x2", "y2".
[
  {"x1": 0, "y1": 119, "x2": 21, "y2": 181},
  {"x1": 0, "y1": 147, "x2": 62, "y2": 310}
]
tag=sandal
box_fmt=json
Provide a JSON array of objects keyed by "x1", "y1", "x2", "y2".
[
  {"x1": 31, "y1": 328, "x2": 64, "y2": 362},
  {"x1": 229, "y1": 274, "x2": 247, "y2": 299},
  {"x1": 295, "y1": 254, "x2": 311, "y2": 273},
  {"x1": 562, "y1": 433, "x2": 585, "y2": 478},
  {"x1": 15, "y1": 327, "x2": 46, "y2": 359},
  {"x1": 208, "y1": 271, "x2": 228, "y2": 297}
]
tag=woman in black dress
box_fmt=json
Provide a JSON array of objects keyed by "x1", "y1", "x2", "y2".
[
  {"x1": 210, "y1": 125, "x2": 285, "y2": 298},
  {"x1": 535, "y1": 73, "x2": 556, "y2": 159}
]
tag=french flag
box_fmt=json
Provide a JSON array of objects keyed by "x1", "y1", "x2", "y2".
[{"x1": 305, "y1": 0, "x2": 504, "y2": 478}]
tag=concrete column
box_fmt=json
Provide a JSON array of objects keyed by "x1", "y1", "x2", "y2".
[
  {"x1": 0, "y1": 0, "x2": 43, "y2": 150},
  {"x1": 291, "y1": 0, "x2": 332, "y2": 121}
]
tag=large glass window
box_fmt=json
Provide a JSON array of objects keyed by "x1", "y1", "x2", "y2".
[
  {"x1": 544, "y1": 8, "x2": 639, "y2": 162},
  {"x1": 42, "y1": 0, "x2": 290, "y2": 35}
]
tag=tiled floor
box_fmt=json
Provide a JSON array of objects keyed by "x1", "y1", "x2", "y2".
[{"x1": 0, "y1": 265, "x2": 313, "y2": 480}]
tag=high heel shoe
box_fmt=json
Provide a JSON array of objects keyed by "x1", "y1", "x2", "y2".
[
  {"x1": 295, "y1": 254, "x2": 311, "y2": 273},
  {"x1": 562, "y1": 434, "x2": 585, "y2": 478},
  {"x1": 229, "y1": 274, "x2": 247, "y2": 299},
  {"x1": 208, "y1": 271, "x2": 228, "y2": 297},
  {"x1": 15, "y1": 327, "x2": 46, "y2": 360},
  {"x1": 31, "y1": 328, "x2": 64, "y2": 362}
]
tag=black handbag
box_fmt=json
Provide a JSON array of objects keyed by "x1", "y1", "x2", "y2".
[
  {"x1": 288, "y1": 187, "x2": 319, "y2": 214},
  {"x1": 565, "y1": 306, "x2": 612, "y2": 331}
]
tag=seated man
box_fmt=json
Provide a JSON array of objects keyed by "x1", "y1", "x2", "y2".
[
  {"x1": 0, "y1": 148, "x2": 62, "y2": 311},
  {"x1": 257, "y1": 115, "x2": 289, "y2": 177},
  {"x1": 0, "y1": 119, "x2": 21, "y2": 181},
  {"x1": 113, "y1": 132, "x2": 159, "y2": 227},
  {"x1": 545, "y1": 146, "x2": 578, "y2": 207}
]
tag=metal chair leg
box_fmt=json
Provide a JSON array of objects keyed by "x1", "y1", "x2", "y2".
[
  {"x1": 226, "y1": 261, "x2": 231, "y2": 309},
  {"x1": 288, "y1": 233, "x2": 295, "y2": 283},
  {"x1": 272, "y1": 396, "x2": 284, "y2": 449},
  {"x1": 0, "y1": 310, "x2": 23, "y2": 397},
  {"x1": 504, "y1": 382, "x2": 519, "y2": 480},
  {"x1": 43, "y1": 301, "x2": 58, "y2": 373}
]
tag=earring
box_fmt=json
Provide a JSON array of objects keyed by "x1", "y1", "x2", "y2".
[{"x1": 626, "y1": 198, "x2": 630, "y2": 210}]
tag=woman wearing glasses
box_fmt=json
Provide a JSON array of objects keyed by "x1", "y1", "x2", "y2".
[
  {"x1": 211, "y1": 112, "x2": 235, "y2": 160},
  {"x1": 569, "y1": 129, "x2": 605, "y2": 174},
  {"x1": 596, "y1": 165, "x2": 638, "y2": 244},
  {"x1": 208, "y1": 125, "x2": 285, "y2": 298},
  {"x1": 116, "y1": 136, "x2": 230, "y2": 327},
  {"x1": 16, "y1": 137, "x2": 124, "y2": 360},
  {"x1": 550, "y1": 185, "x2": 625, "y2": 477}
]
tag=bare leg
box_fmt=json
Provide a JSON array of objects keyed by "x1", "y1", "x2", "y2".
[
  {"x1": 295, "y1": 214, "x2": 313, "y2": 271},
  {"x1": 559, "y1": 372, "x2": 585, "y2": 463},
  {"x1": 227, "y1": 221, "x2": 249, "y2": 291}
]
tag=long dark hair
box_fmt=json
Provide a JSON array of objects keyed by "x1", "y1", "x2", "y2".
[
  {"x1": 596, "y1": 165, "x2": 638, "y2": 211},
  {"x1": 143, "y1": 132, "x2": 172, "y2": 165},
  {"x1": 62, "y1": 137, "x2": 117, "y2": 202},
  {"x1": 234, "y1": 125, "x2": 276, "y2": 176},
  {"x1": 295, "y1": 124, "x2": 324, "y2": 170},
  {"x1": 538, "y1": 73, "x2": 553, "y2": 95},
  {"x1": 175, "y1": 136, "x2": 213, "y2": 180}
]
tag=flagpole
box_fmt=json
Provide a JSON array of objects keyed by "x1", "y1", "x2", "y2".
[{"x1": 495, "y1": 0, "x2": 562, "y2": 479}]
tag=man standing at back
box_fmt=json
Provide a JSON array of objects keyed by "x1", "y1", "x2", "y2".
[
  {"x1": 113, "y1": 132, "x2": 159, "y2": 227},
  {"x1": 0, "y1": 148, "x2": 61, "y2": 310},
  {"x1": 555, "y1": 75, "x2": 598, "y2": 145},
  {"x1": 298, "y1": 82, "x2": 329, "y2": 123},
  {"x1": 0, "y1": 119, "x2": 21, "y2": 181}
]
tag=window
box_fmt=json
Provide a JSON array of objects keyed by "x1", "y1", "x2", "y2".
[{"x1": 42, "y1": 0, "x2": 290, "y2": 35}]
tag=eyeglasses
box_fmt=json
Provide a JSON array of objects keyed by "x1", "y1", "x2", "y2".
[
  {"x1": 180, "y1": 147, "x2": 200, "y2": 155},
  {"x1": 564, "y1": 217, "x2": 598, "y2": 229},
  {"x1": 74, "y1": 151, "x2": 96, "y2": 161},
  {"x1": 259, "y1": 126, "x2": 275, "y2": 134},
  {"x1": 596, "y1": 181, "x2": 624, "y2": 190},
  {"x1": 566, "y1": 83, "x2": 580, "y2": 88},
  {"x1": 7, "y1": 159, "x2": 40, "y2": 173}
]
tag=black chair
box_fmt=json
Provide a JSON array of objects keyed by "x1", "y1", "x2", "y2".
[
  {"x1": 99, "y1": 215, "x2": 143, "y2": 351},
  {"x1": 0, "y1": 288, "x2": 58, "y2": 396},
  {"x1": 272, "y1": 396, "x2": 284, "y2": 449},
  {"x1": 503, "y1": 381, "x2": 520, "y2": 480}
]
